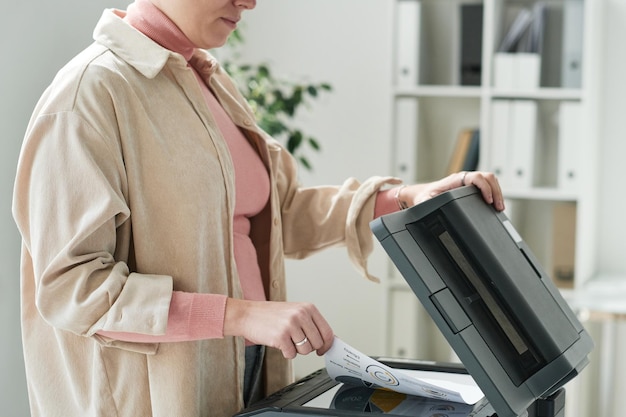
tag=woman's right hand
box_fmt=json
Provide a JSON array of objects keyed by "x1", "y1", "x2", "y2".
[{"x1": 223, "y1": 298, "x2": 335, "y2": 359}]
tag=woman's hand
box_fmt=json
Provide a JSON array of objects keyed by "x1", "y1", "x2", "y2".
[
  {"x1": 224, "y1": 298, "x2": 334, "y2": 359},
  {"x1": 397, "y1": 171, "x2": 505, "y2": 211}
]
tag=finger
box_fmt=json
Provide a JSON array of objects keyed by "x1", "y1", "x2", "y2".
[
  {"x1": 475, "y1": 171, "x2": 505, "y2": 211},
  {"x1": 290, "y1": 306, "x2": 333, "y2": 356},
  {"x1": 465, "y1": 172, "x2": 492, "y2": 204},
  {"x1": 293, "y1": 335, "x2": 309, "y2": 347},
  {"x1": 465, "y1": 171, "x2": 504, "y2": 211},
  {"x1": 279, "y1": 313, "x2": 318, "y2": 358},
  {"x1": 309, "y1": 314, "x2": 334, "y2": 356},
  {"x1": 279, "y1": 303, "x2": 334, "y2": 358},
  {"x1": 292, "y1": 333, "x2": 315, "y2": 355},
  {"x1": 282, "y1": 330, "x2": 315, "y2": 358},
  {"x1": 280, "y1": 337, "x2": 298, "y2": 359},
  {"x1": 485, "y1": 173, "x2": 505, "y2": 211},
  {"x1": 315, "y1": 336, "x2": 334, "y2": 356}
]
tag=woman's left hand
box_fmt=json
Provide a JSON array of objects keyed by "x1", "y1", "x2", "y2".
[{"x1": 397, "y1": 171, "x2": 505, "y2": 211}]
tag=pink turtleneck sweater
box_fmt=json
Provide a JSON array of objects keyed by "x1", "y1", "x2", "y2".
[{"x1": 98, "y1": 0, "x2": 399, "y2": 344}]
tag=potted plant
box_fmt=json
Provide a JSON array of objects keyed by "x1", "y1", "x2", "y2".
[{"x1": 219, "y1": 29, "x2": 332, "y2": 170}]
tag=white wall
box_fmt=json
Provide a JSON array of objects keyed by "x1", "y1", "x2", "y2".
[
  {"x1": 592, "y1": 2, "x2": 626, "y2": 416},
  {"x1": 0, "y1": 1, "x2": 130, "y2": 415},
  {"x1": 597, "y1": 1, "x2": 626, "y2": 274}
]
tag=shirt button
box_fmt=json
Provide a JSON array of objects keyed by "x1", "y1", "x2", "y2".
[
  {"x1": 273, "y1": 217, "x2": 279, "y2": 226},
  {"x1": 243, "y1": 119, "x2": 253, "y2": 126},
  {"x1": 271, "y1": 280, "x2": 280, "y2": 289}
]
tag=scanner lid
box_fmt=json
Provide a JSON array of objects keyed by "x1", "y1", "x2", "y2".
[{"x1": 370, "y1": 186, "x2": 593, "y2": 417}]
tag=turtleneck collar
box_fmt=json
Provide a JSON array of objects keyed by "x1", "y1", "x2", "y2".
[{"x1": 124, "y1": 0, "x2": 196, "y2": 61}]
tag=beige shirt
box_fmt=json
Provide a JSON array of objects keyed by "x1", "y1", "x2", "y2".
[{"x1": 12, "y1": 8, "x2": 399, "y2": 417}]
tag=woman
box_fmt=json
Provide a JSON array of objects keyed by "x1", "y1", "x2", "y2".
[{"x1": 12, "y1": 0, "x2": 504, "y2": 416}]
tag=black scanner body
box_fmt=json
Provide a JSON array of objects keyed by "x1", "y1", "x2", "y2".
[{"x1": 370, "y1": 186, "x2": 593, "y2": 417}]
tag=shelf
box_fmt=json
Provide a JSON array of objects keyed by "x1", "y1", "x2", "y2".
[
  {"x1": 568, "y1": 276, "x2": 626, "y2": 317},
  {"x1": 394, "y1": 85, "x2": 482, "y2": 98},
  {"x1": 503, "y1": 187, "x2": 578, "y2": 202},
  {"x1": 386, "y1": 281, "x2": 412, "y2": 291},
  {"x1": 490, "y1": 88, "x2": 583, "y2": 101},
  {"x1": 395, "y1": 87, "x2": 583, "y2": 101},
  {"x1": 388, "y1": 0, "x2": 601, "y2": 369}
]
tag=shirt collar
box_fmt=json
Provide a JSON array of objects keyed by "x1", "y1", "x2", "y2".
[{"x1": 92, "y1": 8, "x2": 188, "y2": 79}]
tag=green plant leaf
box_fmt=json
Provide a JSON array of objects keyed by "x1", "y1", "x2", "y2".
[
  {"x1": 287, "y1": 131, "x2": 303, "y2": 153},
  {"x1": 299, "y1": 156, "x2": 312, "y2": 171},
  {"x1": 308, "y1": 137, "x2": 320, "y2": 151}
]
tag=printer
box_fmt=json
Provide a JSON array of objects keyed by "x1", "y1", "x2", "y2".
[{"x1": 236, "y1": 186, "x2": 593, "y2": 417}]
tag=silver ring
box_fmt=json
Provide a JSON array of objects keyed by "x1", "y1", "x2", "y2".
[{"x1": 294, "y1": 337, "x2": 308, "y2": 347}]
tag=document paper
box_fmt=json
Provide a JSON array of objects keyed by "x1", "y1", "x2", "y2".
[{"x1": 324, "y1": 337, "x2": 484, "y2": 405}]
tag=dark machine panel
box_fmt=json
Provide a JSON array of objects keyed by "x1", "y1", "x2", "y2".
[{"x1": 370, "y1": 186, "x2": 593, "y2": 417}]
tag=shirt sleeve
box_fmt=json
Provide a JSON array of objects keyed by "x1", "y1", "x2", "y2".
[
  {"x1": 374, "y1": 188, "x2": 401, "y2": 218},
  {"x1": 97, "y1": 292, "x2": 227, "y2": 343},
  {"x1": 13, "y1": 111, "x2": 172, "y2": 342}
]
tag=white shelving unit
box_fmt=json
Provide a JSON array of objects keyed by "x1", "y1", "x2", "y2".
[
  {"x1": 385, "y1": 1, "x2": 614, "y2": 416},
  {"x1": 385, "y1": 0, "x2": 605, "y2": 386}
]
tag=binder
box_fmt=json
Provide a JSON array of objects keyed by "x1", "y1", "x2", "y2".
[
  {"x1": 393, "y1": 98, "x2": 419, "y2": 183},
  {"x1": 460, "y1": 3, "x2": 483, "y2": 86},
  {"x1": 388, "y1": 288, "x2": 419, "y2": 359},
  {"x1": 446, "y1": 128, "x2": 475, "y2": 175},
  {"x1": 551, "y1": 202, "x2": 577, "y2": 289},
  {"x1": 516, "y1": 53, "x2": 541, "y2": 89},
  {"x1": 497, "y1": 8, "x2": 533, "y2": 53},
  {"x1": 540, "y1": 5, "x2": 565, "y2": 88},
  {"x1": 489, "y1": 100, "x2": 512, "y2": 187},
  {"x1": 558, "y1": 101, "x2": 582, "y2": 191},
  {"x1": 395, "y1": 0, "x2": 422, "y2": 87},
  {"x1": 494, "y1": 4, "x2": 544, "y2": 90},
  {"x1": 527, "y1": 3, "x2": 547, "y2": 54},
  {"x1": 509, "y1": 100, "x2": 538, "y2": 189},
  {"x1": 493, "y1": 53, "x2": 516, "y2": 89},
  {"x1": 493, "y1": 53, "x2": 540, "y2": 90},
  {"x1": 462, "y1": 129, "x2": 480, "y2": 171},
  {"x1": 561, "y1": 0, "x2": 584, "y2": 88}
]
